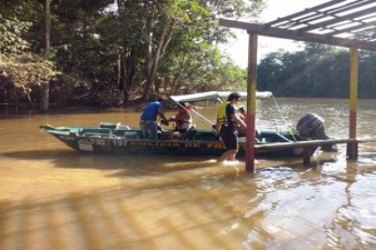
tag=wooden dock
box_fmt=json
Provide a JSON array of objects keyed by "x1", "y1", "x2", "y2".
[{"x1": 255, "y1": 138, "x2": 376, "y2": 164}]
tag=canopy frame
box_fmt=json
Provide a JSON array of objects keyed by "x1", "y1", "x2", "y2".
[
  {"x1": 219, "y1": 0, "x2": 373, "y2": 172},
  {"x1": 220, "y1": 0, "x2": 376, "y2": 51}
]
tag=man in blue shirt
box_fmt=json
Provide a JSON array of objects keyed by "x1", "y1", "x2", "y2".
[{"x1": 140, "y1": 98, "x2": 169, "y2": 139}]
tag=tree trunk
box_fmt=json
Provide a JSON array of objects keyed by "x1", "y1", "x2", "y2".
[
  {"x1": 118, "y1": 0, "x2": 138, "y2": 103},
  {"x1": 40, "y1": 0, "x2": 51, "y2": 112},
  {"x1": 118, "y1": 52, "x2": 130, "y2": 102},
  {"x1": 39, "y1": 83, "x2": 49, "y2": 112},
  {"x1": 142, "y1": 1, "x2": 174, "y2": 99},
  {"x1": 162, "y1": 78, "x2": 167, "y2": 95},
  {"x1": 13, "y1": 89, "x2": 18, "y2": 114},
  {"x1": 142, "y1": 0, "x2": 154, "y2": 99}
]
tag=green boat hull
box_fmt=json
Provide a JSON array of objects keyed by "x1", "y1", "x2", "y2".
[{"x1": 41, "y1": 124, "x2": 311, "y2": 158}]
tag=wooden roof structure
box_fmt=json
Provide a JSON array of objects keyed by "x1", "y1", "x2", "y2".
[
  {"x1": 220, "y1": 0, "x2": 376, "y2": 51},
  {"x1": 218, "y1": 0, "x2": 375, "y2": 172}
]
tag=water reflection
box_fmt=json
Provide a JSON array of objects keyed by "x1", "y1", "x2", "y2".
[{"x1": 0, "y1": 98, "x2": 375, "y2": 249}]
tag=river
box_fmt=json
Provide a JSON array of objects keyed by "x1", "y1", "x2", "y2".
[{"x1": 0, "y1": 98, "x2": 375, "y2": 250}]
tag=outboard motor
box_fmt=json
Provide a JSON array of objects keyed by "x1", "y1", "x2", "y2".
[{"x1": 296, "y1": 113, "x2": 336, "y2": 152}]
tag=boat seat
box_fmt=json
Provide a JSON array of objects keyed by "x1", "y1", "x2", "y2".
[
  {"x1": 100, "y1": 122, "x2": 118, "y2": 129},
  {"x1": 99, "y1": 122, "x2": 130, "y2": 130}
]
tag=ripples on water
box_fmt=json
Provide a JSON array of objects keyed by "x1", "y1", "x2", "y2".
[{"x1": 0, "y1": 98, "x2": 375, "y2": 249}]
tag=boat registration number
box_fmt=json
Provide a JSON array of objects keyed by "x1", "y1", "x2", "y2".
[{"x1": 78, "y1": 140, "x2": 94, "y2": 151}]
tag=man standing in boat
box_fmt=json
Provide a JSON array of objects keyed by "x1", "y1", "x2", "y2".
[
  {"x1": 140, "y1": 98, "x2": 169, "y2": 140},
  {"x1": 216, "y1": 92, "x2": 247, "y2": 161}
]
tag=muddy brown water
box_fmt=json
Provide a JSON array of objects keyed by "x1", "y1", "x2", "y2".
[{"x1": 0, "y1": 98, "x2": 375, "y2": 249}]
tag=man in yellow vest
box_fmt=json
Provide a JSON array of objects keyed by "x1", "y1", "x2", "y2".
[{"x1": 216, "y1": 92, "x2": 247, "y2": 161}]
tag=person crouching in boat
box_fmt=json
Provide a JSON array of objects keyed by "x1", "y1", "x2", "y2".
[
  {"x1": 140, "y1": 98, "x2": 169, "y2": 140},
  {"x1": 216, "y1": 92, "x2": 247, "y2": 161},
  {"x1": 237, "y1": 107, "x2": 247, "y2": 137},
  {"x1": 169, "y1": 102, "x2": 193, "y2": 132},
  {"x1": 237, "y1": 107, "x2": 260, "y2": 140},
  {"x1": 165, "y1": 102, "x2": 194, "y2": 139}
]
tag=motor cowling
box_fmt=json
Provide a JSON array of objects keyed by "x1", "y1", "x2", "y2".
[
  {"x1": 296, "y1": 113, "x2": 336, "y2": 152},
  {"x1": 296, "y1": 113, "x2": 328, "y2": 139}
]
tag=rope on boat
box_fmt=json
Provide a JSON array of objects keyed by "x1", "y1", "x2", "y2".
[
  {"x1": 175, "y1": 101, "x2": 214, "y2": 128},
  {"x1": 271, "y1": 96, "x2": 298, "y2": 142}
]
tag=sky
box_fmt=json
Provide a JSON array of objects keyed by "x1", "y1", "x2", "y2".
[{"x1": 224, "y1": 0, "x2": 328, "y2": 67}]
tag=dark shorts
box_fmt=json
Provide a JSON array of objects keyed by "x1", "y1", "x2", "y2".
[{"x1": 220, "y1": 126, "x2": 238, "y2": 150}]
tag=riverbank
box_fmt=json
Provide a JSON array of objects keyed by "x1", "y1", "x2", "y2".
[{"x1": 0, "y1": 96, "x2": 179, "y2": 116}]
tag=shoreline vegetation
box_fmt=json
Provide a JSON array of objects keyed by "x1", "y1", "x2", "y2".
[
  {"x1": 1, "y1": 1, "x2": 375, "y2": 116},
  {"x1": 1, "y1": 95, "x2": 374, "y2": 117},
  {"x1": 1, "y1": 1, "x2": 252, "y2": 113},
  {"x1": 0, "y1": 95, "x2": 173, "y2": 115}
]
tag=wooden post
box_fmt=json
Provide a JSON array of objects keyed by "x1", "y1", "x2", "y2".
[
  {"x1": 245, "y1": 32, "x2": 258, "y2": 172},
  {"x1": 347, "y1": 46, "x2": 358, "y2": 160},
  {"x1": 40, "y1": 0, "x2": 51, "y2": 113},
  {"x1": 303, "y1": 148, "x2": 311, "y2": 165}
]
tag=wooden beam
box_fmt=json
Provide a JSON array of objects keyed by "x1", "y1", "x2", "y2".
[
  {"x1": 267, "y1": 1, "x2": 375, "y2": 29},
  {"x1": 331, "y1": 0, "x2": 376, "y2": 14},
  {"x1": 296, "y1": 6, "x2": 376, "y2": 32},
  {"x1": 254, "y1": 139, "x2": 356, "y2": 152},
  {"x1": 245, "y1": 33, "x2": 258, "y2": 173},
  {"x1": 348, "y1": 46, "x2": 358, "y2": 160},
  {"x1": 266, "y1": 0, "x2": 343, "y2": 26},
  {"x1": 219, "y1": 19, "x2": 376, "y2": 51},
  {"x1": 326, "y1": 20, "x2": 376, "y2": 36}
]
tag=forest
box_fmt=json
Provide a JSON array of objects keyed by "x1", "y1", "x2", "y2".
[
  {"x1": 0, "y1": 0, "x2": 375, "y2": 112},
  {"x1": 258, "y1": 43, "x2": 376, "y2": 99}
]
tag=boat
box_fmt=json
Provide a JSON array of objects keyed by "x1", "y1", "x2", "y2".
[{"x1": 40, "y1": 91, "x2": 333, "y2": 158}]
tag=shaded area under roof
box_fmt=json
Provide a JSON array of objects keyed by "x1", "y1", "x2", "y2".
[{"x1": 220, "y1": 0, "x2": 376, "y2": 51}]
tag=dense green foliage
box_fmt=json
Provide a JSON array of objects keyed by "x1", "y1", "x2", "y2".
[
  {"x1": 1, "y1": 0, "x2": 374, "y2": 112},
  {"x1": 0, "y1": 14, "x2": 58, "y2": 106},
  {"x1": 258, "y1": 43, "x2": 376, "y2": 99},
  {"x1": 0, "y1": 0, "x2": 259, "y2": 109}
]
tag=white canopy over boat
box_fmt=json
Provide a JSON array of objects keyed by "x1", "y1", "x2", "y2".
[{"x1": 170, "y1": 91, "x2": 272, "y2": 102}]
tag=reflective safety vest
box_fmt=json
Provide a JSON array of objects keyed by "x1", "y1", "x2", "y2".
[{"x1": 217, "y1": 101, "x2": 230, "y2": 128}]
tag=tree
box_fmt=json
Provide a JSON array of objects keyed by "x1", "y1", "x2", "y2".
[
  {"x1": 39, "y1": 0, "x2": 51, "y2": 112},
  {"x1": 0, "y1": 0, "x2": 265, "y2": 109},
  {"x1": 115, "y1": 0, "x2": 264, "y2": 99},
  {"x1": 257, "y1": 43, "x2": 376, "y2": 99},
  {"x1": 0, "y1": 14, "x2": 58, "y2": 108}
]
